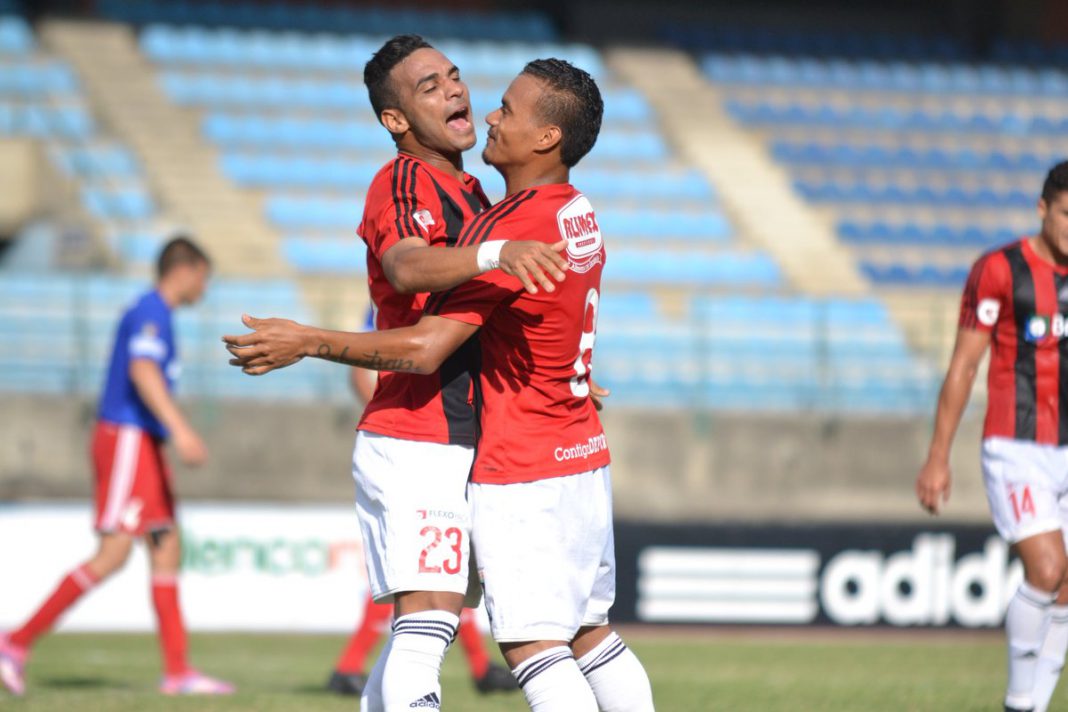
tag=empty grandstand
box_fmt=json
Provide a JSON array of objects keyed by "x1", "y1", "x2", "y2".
[{"x1": 3, "y1": 0, "x2": 1065, "y2": 522}]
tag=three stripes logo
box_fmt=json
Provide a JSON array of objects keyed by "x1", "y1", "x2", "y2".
[
  {"x1": 409, "y1": 691, "x2": 441, "y2": 708},
  {"x1": 637, "y1": 546, "x2": 820, "y2": 624}
]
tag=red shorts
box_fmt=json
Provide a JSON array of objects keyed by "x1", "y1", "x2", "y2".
[{"x1": 92, "y1": 421, "x2": 175, "y2": 536}]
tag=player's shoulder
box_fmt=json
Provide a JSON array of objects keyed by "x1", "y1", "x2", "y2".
[
  {"x1": 971, "y1": 238, "x2": 1025, "y2": 276},
  {"x1": 126, "y1": 289, "x2": 164, "y2": 317},
  {"x1": 367, "y1": 155, "x2": 431, "y2": 195},
  {"x1": 455, "y1": 186, "x2": 540, "y2": 245},
  {"x1": 121, "y1": 291, "x2": 168, "y2": 338}
]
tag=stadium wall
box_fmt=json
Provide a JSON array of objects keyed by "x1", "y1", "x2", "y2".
[{"x1": 0, "y1": 394, "x2": 990, "y2": 523}]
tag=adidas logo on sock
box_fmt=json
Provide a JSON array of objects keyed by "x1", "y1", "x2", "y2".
[{"x1": 409, "y1": 691, "x2": 441, "y2": 708}]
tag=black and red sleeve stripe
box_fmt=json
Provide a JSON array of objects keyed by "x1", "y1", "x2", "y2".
[
  {"x1": 959, "y1": 252, "x2": 994, "y2": 330},
  {"x1": 424, "y1": 189, "x2": 538, "y2": 316},
  {"x1": 391, "y1": 156, "x2": 423, "y2": 239}
]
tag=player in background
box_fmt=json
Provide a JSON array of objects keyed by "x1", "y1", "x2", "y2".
[
  {"x1": 917, "y1": 161, "x2": 1068, "y2": 712},
  {"x1": 226, "y1": 59, "x2": 654, "y2": 712},
  {"x1": 0, "y1": 237, "x2": 233, "y2": 697},
  {"x1": 327, "y1": 310, "x2": 517, "y2": 697}
]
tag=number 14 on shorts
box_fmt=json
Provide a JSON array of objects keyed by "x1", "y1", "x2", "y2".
[
  {"x1": 419, "y1": 525, "x2": 463, "y2": 574},
  {"x1": 1007, "y1": 483, "x2": 1036, "y2": 522}
]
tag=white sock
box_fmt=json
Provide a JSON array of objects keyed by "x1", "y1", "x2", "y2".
[
  {"x1": 381, "y1": 610, "x2": 457, "y2": 711},
  {"x1": 1006, "y1": 581, "x2": 1056, "y2": 709},
  {"x1": 576, "y1": 631, "x2": 655, "y2": 711},
  {"x1": 513, "y1": 646, "x2": 598, "y2": 712},
  {"x1": 359, "y1": 629, "x2": 391, "y2": 712},
  {"x1": 1034, "y1": 604, "x2": 1068, "y2": 712}
]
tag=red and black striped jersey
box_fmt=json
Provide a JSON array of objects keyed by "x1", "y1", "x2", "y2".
[
  {"x1": 425, "y1": 184, "x2": 611, "y2": 484},
  {"x1": 960, "y1": 237, "x2": 1068, "y2": 445},
  {"x1": 356, "y1": 153, "x2": 489, "y2": 446}
]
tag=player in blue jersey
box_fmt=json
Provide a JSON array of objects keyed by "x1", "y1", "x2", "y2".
[{"x1": 0, "y1": 237, "x2": 233, "y2": 697}]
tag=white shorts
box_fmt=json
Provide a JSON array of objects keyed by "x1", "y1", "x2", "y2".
[
  {"x1": 982, "y1": 437, "x2": 1068, "y2": 545},
  {"x1": 470, "y1": 466, "x2": 616, "y2": 643},
  {"x1": 353, "y1": 431, "x2": 480, "y2": 606}
]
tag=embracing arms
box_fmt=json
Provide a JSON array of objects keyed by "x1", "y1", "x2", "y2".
[
  {"x1": 224, "y1": 314, "x2": 477, "y2": 377},
  {"x1": 382, "y1": 237, "x2": 568, "y2": 295}
]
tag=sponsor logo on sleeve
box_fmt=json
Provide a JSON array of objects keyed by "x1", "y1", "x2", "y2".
[
  {"x1": 556, "y1": 194, "x2": 603, "y2": 274},
  {"x1": 413, "y1": 209, "x2": 435, "y2": 232},
  {"x1": 129, "y1": 322, "x2": 167, "y2": 360},
  {"x1": 976, "y1": 298, "x2": 1000, "y2": 327}
]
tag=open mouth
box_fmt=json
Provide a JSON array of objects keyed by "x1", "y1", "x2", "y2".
[{"x1": 446, "y1": 106, "x2": 472, "y2": 132}]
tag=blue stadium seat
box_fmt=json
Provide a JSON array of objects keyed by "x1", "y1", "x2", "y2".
[
  {"x1": 281, "y1": 237, "x2": 366, "y2": 274},
  {"x1": 0, "y1": 15, "x2": 32, "y2": 54}
]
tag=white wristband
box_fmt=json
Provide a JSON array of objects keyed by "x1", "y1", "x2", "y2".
[{"x1": 476, "y1": 240, "x2": 507, "y2": 273}]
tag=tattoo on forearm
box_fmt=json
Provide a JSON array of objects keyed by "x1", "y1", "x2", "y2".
[{"x1": 315, "y1": 344, "x2": 415, "y2": 371}]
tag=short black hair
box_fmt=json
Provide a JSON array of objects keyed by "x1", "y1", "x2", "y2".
[
  {"x1": 521, "y1": 58, "x2": 603, "y2": 168},
  {"x1": 364, "y1": 34, "x2": 433, "y2": 124},
  {"x1": 157, "y1": 235, "x2": 209, "y2": 279},
  {"x1": 1042, "y1": 161, "x2": 1068, "y2": 204}
]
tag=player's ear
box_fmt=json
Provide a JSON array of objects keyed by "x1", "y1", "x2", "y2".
[
  {"x1": 535, "y1": 124, "x2": 563, "y2": 155},
  {"x1": 1039, "y1": 197, "x2": 1048, "y2": 221},
  {"x1": 381, "y1": 108, "x2": 410, "y2": 136}
]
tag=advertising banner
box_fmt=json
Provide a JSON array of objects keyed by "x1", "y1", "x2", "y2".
[
  {"x1": 0, "y1": 502, "x2": 369, "y2": 632},
  {"x1": 0, "y1": 504, "x2": 1023, "y2": 630},
  {"x1": 613, "y1": 521, "x2": 1024, "y2": 627}
]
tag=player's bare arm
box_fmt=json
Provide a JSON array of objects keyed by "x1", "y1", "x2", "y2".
[
  {"x1": 129, "y1": 358, "x2": 207, "y2": 466},
  {"x1": 224, "y1": 313, "x2": 477, "y2": 377},
  {"x1": 382, "y1": 236, "x2": 568, "y2": 295},
  {"x1": 916, "y1": 328, "x2": 991, "y2": 515}
]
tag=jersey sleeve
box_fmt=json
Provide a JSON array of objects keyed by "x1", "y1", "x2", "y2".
[
  {"x1": 423, "y1": 209, "x2": 526, "y2": 324},
  {"x1": 959, "y1": 252, "x2": 1009, "y2": 332},
  {"x1": 127, "y1": 306, "x2": 168, "y2": 364},
  {"x1": 361, "y1": 160, "x2": 442, "y2": 259},
  {"x1": 423, "y1": 270, "x2": 521, "y2": 326}
]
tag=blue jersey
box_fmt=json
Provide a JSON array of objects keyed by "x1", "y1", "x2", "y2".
[{"x1": 97, "y1": 290, "x2": 178, "y2": 439}]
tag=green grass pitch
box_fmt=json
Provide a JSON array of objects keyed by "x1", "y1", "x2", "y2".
[{"x1": 0, "y1": 629, "x2": 1042, "y2": 711}]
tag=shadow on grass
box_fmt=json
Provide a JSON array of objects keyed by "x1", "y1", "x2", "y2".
[
  {"x1": 290, "y1": 683, "x2": 345, "y2": 696},
  {"x1": 38, "y1": 676, "x2": 130, "y2": 691}
]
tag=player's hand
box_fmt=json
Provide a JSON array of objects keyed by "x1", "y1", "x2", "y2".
[
  {"x1": 173, "y1": 425, "x2": 208, "y2": 467},
  {"x1": 589, "y1": 377, "x2": 610, "y2": 411},
  {"x1": 499, "y1": 240, "x2": 568, "y2": 295},
  {"x1": 223, "y1": 314, "x2": 309, "y2": 376},
  {"x1": 916, "y1": 459, "x2": 952, "y2": 515}
]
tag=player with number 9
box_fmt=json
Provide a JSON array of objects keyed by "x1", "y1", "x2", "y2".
[{"x1": 226, "y1": 58, "x2": 654, "y2": 712}]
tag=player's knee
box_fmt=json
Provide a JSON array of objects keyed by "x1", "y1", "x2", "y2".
[
  {"x1": 90, "y1": 548, "x2": 131, "y2": 579},
  {"x1": 1028, "y1": 560, "x2": 1067, "y2": 592}
]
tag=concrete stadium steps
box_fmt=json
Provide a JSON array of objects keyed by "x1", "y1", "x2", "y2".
[
  {"x1": 607, "y1": 47, "x2": 866, "y2": 297},
  {"x1": 40, "y1": 20, "x2": 286, "y2": 278}
]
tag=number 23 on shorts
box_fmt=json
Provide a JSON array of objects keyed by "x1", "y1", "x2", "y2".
[{"x1": 418, "y1": 525, "x2": 463, "y2": 574}]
